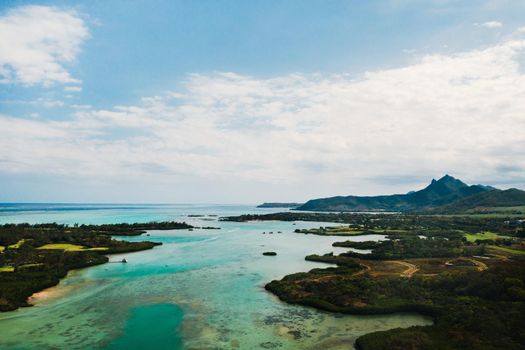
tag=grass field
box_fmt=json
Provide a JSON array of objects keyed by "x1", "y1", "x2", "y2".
[
  {"x1": 37, "y1": 244, "x2": 109, "y2": 252},
  {"x1": 8, "y1": 240, "x2": 25, "y2": 249},
  {"x1": 463, "y1": 231, "x2": 511, "y2": 242},
  {"x1": 19, "y1": 263, "x2": 44, "y2": 268},
  {"x1": 488, "y1": 245, "x2": 525, "y2": 256},
  {"x1": 0, "y1": 266, "x2": 14, "y2": 273}
]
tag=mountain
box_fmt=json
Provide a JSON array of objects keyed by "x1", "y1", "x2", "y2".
[
  {"x1": 296, "y1": 175, "x2": 494, "y2": 212},
  {"x1": 257, "y1": 202, "x2": 303, "y2": 208}
]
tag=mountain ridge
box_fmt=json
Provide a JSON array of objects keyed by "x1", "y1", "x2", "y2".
[{"x1": 295, "y1": 175, "x2": 524, "y2": 212}]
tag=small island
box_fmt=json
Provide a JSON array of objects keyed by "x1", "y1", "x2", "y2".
[
  {"x1": 262, "y1": 251, "x2": 277, "y2": 256},
  {"x1": 0, "y1": 221, "x2": 193, "y2": 312},
  {"x1": 256, "y1": 202, "x2": 303, "y2": 208}
]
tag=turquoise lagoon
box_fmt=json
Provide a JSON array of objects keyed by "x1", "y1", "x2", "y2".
[{"x1": 0, "y1": 204, "x2": 431, "y2": 349}]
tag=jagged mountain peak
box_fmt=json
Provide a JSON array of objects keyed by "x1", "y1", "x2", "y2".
[
  {"x1": 435, "y1": 174, "x2": 465, "y2": 185},
  {"x1": 421, "y1": 175, "x2": 468, "y2": 196}
]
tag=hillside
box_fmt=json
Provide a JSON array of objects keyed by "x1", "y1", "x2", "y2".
[
  {"x1": 433, "y1": 188, "x2": 525, "y2": 213},
  {"x1": 296, "y1": 175, "x2": 493, "y2": 212}
]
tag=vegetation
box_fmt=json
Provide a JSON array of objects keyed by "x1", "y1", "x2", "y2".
[
  {"x1": 332, "y1": 241, "x2": 384, "y2": 250},
  {"x1": 463, "y1": 231, "x2": 511, "y2": 242},
  {"x1": 488, "y1": 245, "x2": 525, "y2": 256},
  {"x1": 305, "y1": 253, "x2": 362, "y2": 267},
  {"x1": 222, "y1": 212, "x2": 525, "y2": 236},
  {"x1": 37, "y1": 243, "x2": 109, "y2": 251},
  {"x1": 295, "y1": 225, "x2": 406, "y2": 236},
  {"x1": 8, "y1": 239, "x2": 25, "y2": 249},
  {"x1": 73, "y1": 221, "x2": 194, "y2": 236},
  {"x1": 0, "y1": 221, "x2": 194, "y2": 311},
  {"x1": 342, "y1": 235, "x2": 468, "y2": 260}
]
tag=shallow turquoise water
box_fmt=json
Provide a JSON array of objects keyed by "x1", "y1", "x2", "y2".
[
  {"x1": 0, "y1": 204, "x2": 432, "y2": 349},
  {"x1": 105, "y1": 304, "x2": 183, "y2": 350}
]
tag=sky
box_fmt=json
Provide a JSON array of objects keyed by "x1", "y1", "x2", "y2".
[{"x1": 1, "y1": 0, "x2": 525, "y2": 203}]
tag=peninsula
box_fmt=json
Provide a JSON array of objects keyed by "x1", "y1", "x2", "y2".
[{"x1": 0, "y1": 221, "x2": 194, "y2": 311}]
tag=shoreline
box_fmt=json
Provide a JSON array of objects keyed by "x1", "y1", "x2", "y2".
[{"x1": 1, "y1": 243, "x2": 160, "y2": 313}]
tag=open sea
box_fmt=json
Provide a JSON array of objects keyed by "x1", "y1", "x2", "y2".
[{"x1": 0, "y1": 204, "x2": 431, "y2": 349}]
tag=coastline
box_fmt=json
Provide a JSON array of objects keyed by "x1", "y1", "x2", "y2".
[
  {"x1": 27, "y1": 270, "x2": 83, "y2": 305},
  {"x1": 23, "y1": 245, "x2": 159, "y2": 311}
]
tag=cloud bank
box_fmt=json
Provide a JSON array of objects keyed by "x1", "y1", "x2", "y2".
[
  {"x1": 1, "y1": 36, "x2": 525, "y2": 198},
  {"x1": 0, "y1": 5, "x2": 88, "y2": 86}
]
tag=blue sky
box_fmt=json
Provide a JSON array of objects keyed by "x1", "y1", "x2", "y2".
[{"x1": 1, "y1": 0, "x2": 525, "y2": 203}]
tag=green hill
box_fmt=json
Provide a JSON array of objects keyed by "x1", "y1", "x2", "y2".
[{"x1": 433, "y1": 188, "x2": 525, "y2": 213}]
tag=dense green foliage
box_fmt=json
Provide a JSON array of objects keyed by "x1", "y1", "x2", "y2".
[
  {"x1": 66, "y1": 221, "x2": 193, "y2": 236},
  {"x1": 332, "y1": 241, "x2": 384, "y2": 249},
  {"x1": 305, "y1": 253, "x2": 362, "y2": 267},
  {"x1": 354, "y1": 262, "x2": 525, "y2": 350},
  {"x1": 222, "y1": 212, "x2": 524, "y2": 236},
  {"x1": 342, "y1": 234, "x2": 468, "y2": 260},
  {"x1": 0, "y1": 222, "x2": 193, "y2": 246},
  {"x1": 267, "y1": 262, "x2": 525, "y2": 350}
]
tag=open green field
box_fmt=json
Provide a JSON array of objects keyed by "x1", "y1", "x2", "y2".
[
  {"x1": 19, "y1": 263, "x2": 44, "y2": 268},
  {"x1": 8, "y1": 240, "x2": 25, "y2": 249},
  {"x1": 488, "y1": 245, "x2": 525, "y2": 256},
  {"x1": 0, "y1": 266, "x2": 14, "y2": 273},
  {"x1": 37, "y1": 244, "x2": 109, "y2": 252},
  {"x1": 463, "y1": 231, "x2": 511, "y2": 242}
]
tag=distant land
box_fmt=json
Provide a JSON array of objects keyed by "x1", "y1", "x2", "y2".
[
  {"x1": 292, "y1": 175, "x2": 525, "y2": 213},
  {"x1": 256, "y1": 202, "x2": 303, "y2": 208}
]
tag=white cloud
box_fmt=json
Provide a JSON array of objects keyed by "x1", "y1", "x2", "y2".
[
  {"x1": 31, "y1": 98, "x2": 64, "y2": 108},
  {"x1": 64, "y1": 86, "x2": 82, "y2": 92},
  {"x1": 1, "y1": 37, "x2": 525, "y2": 196},
  {"x1": 71, "y1": 104, "x2": 92, "y2": 110},
  {"x1": 2, "y1": 97, "x2": 65, "y2": 108},
  {"x1": 481, "y1": 21, "x2": 503, "y2": 28},
  {"x1": 0, "y1": 5, "x2": 88, "y2": 86}
]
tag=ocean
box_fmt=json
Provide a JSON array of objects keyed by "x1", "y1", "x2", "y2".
[{"x1": 0, "y1": 204, "x2": 431, "y2": 349}]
